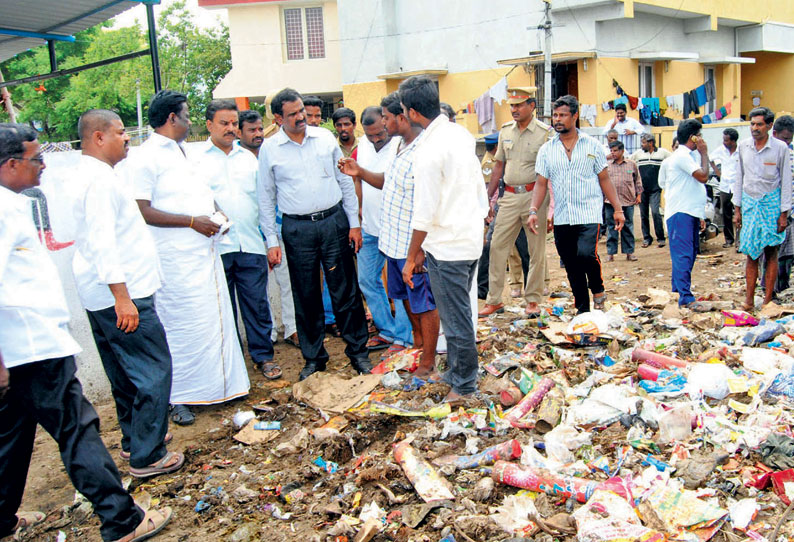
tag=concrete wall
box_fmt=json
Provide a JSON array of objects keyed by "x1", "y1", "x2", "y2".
[
  {"x1": 214, "y1": 0, "x2": 342, "y2": 99},
  {"x1": 740, "y1": 52, "x2": 794, "y2": 115}
]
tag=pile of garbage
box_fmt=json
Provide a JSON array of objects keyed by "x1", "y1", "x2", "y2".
[{"x1": 24, "y1": 284, "x2": 794, "y2": 542}]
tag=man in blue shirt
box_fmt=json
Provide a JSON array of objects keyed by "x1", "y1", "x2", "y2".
[{"x1": 258, "y1": 89, "x2": 371, "y2": 381}]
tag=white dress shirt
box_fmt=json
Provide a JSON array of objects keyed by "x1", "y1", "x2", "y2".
[
  {"x1": 258, "y1": 126, "x2": 359, "y2": 249},
  {"x1": 603, "y1": 117, "x2": 645, "y2": 135},
  {"x1": 128, "y1": 132, "x2": 216, "y2": 254},
  {"x1": 658, "y1": 146, "x2": 707, "y2": 219},
  {"x1": 0, "y1": 186, "x2": 81, "y2": 367},
  {"x1": 72, "y1": 154, "x2": 162, "y2": 312},
  {"x1": 709, "y1": 145, "x2": 739, "y2": 194},
  {"x1": 194, "y1": 139, "x2": 266, "y2": 256},
  {"x1": 411, "y1": 115, "x2": 489, "y2": 261},
  {"x1": 357, "y1": 135, "x2": 400, "y2": 237}
]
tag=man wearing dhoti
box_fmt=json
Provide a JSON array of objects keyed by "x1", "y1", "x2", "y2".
[{"x1": 129, "y1": 90, "x2": 250, "y2": 425}]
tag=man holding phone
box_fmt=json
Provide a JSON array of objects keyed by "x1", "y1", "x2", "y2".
[{"x1": 658, "y1": 119, "x2": 711, "y2": 312}]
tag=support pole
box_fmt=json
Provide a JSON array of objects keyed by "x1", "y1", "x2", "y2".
[
  {"x1": 146, "y1": 3, "x2": 162, "y2": 93},
  {"x1": 542, "y1": 0, "x2": 553, "y2": 120},
  {"x1": 47, "y1": 40, "x2": 58, "y2": 72},
  {"x1": 0, "y1": 68, "x2": 16, "y2": 123}
]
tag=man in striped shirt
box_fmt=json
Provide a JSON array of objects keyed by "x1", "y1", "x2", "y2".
[
  {"x1": 528, "y1": 95, "x2": 624, "y2": 314},
  {"x1": 630, "y1": 133, "x2": 670, "y2": 248}
]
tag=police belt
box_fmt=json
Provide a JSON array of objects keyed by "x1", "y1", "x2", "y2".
[{"x1": 503, "y1": 182, "x2": 535, "y2": 194}]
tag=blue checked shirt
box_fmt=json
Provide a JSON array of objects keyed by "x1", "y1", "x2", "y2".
[
  {"x1": 378, "y1": 132, "x2": 425, "y2": 259},
  {"x1": 535, "y1": 130, "x2": 608, "y2": 225}
]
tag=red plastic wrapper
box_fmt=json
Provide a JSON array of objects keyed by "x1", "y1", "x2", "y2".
[
  {"x1": 433, "y1": 439, "x2": 522, "y2": 470},
  {"x1": 638, "y1": 364, "x2": 663, "y2": 381},
  {"x1": 631, "y1": 348, "x2": 687, "y2": 369},
  {"x1": 491, "y1": 461, "x2": 634, "y2": 504},
  {"x1": 504, "y1": 377, "x2": 554, "y2": 428},
  {"x1": 770, "y1": 468, "x2": 794, "y2": 505}
]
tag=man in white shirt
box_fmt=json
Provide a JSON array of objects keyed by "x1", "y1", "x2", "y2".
[
  {"x1": 197, "y1": 100, "x2": 279, "y2": 380},
  {"x1": 72, "y1": 110, "x2": 184, "y2": 479},
  {"x1": 354, "y1": 106, "x2": 413, "y2": 356},
  {"x1": 709, "y1": 128, "x2": 739, "y2": 248},
  {"x1": 399, "y1": 76, "x2": 489, "y2": 404},
  {"x1": 0, "y1": 123, "x2": 172, "y2": 542},
  {"x1": 603, "y1": 103, "x2": 644, "y2": 136},
  {"x1": 131, "y1": 90, "x2": 250, "y2": 425},
  {"x1": 658, "y1": 119, "x2": 710, "y2": 312}
]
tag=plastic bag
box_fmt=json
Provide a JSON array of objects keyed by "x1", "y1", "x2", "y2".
[
  {"x1": 685, "y1": 363, "x2": 734, "y2": 400},
  {"x1": 573, "y1": 490, "x2": 665, "y2": 542},
  {"x1": 567, "y1": 310, "x2": 609, "y2": 335},
  {"x1": 490, "y1": 494, "x2": 538, "y2": 535},
  {"x1": 743, "y1": 320, "x2": 785, "y2": 346},
  {"x1": 657, "y1": 405, "x2": 692, "y2": 444}
]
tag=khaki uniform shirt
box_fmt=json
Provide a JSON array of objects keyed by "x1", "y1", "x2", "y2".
[
  {"x1": 481, "y1": 150, "x2": 497, "y2": 186},
  {"x1": 494, "y1": 117, "x2": 551, "y2": 186}
]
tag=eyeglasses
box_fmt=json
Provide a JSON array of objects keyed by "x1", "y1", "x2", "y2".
[{"x1": 0, "y1": 154, "x2": 45, "y2": 167}]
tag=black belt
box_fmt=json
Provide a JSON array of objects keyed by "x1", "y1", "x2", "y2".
[{"x1": 282, "y1": 201, "x2": 341, "y2": 222}]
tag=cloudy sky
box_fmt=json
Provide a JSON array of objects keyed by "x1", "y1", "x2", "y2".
[{"x1": 112, "y1": 0, "x2": 229, "y2": 30}]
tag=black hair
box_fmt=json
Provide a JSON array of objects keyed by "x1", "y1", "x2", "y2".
[
  {"x1": 552, "y1": 95, "x2": 579, "y2": 115},
  {"x1": 148, "y1": 89, "x2": 188, "y2": 129},
  {"x1": 614, "y1": 103, "x2": 627, "y2": 112},
  {"x1": 380, "y1": 92, "x2": 403, "y2": 116},
  {"x1": 271, "y1": 88, "x2": 302, "y2": 118},
  {"x1": 608, "y1": 140, "x2": 624, "y2": 150},
  {"x1": 205, "y1": 99, "x2": 238, "y2": 121},
  {"x1": 77, "y1": 109, "x2": 121, "y2": 142},
  {"x1": 0, "y1": 123, "x2": 38, "y2": 167},
  {"x1": 332, "y1": 107, "x2": 356, "y2": 125},
  {"x1": 361, "y1": 106, "x2": 383, "y2": 127},
  {"x1": 398, "y1": 76, "x2": 440, "y2": 121},
  {"x1": 440, "y1": 102, "x2": 455, "y2": 120},
  {"x1": 749, "y1": 106, "x2": 775, "y2": 125},
  {"x1": 773, "y1": 116, "x2": 794, "y2": 135},
  {"x1": 722, "y1": 128, "x2": 739, "y2": 141},
  {"x1": 302, "y1": 95, "x2": 324, "y2": 109},
  {"x1": 676, "y1": 119, "x2": 702, "y2": 144},
  {"x1": 239, "y1": 109, "x2": 262, "y2": 129}
]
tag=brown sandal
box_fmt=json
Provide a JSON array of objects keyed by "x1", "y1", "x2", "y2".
[
  {"x1": 120, "y1": 433, "x2": 173, "y2": 461},
  {"x1": 113, "y1": 507, "x2": 172, "y2": 542},
  {"x1": 129, "y1": 451, "x2": 184, "y2": 479},
  {"x1": 593, "y1": 293, "x2": 607, "y2": 311}
]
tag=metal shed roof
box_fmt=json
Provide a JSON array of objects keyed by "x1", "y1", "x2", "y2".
[{"x1": 0, "y1": 0, "x2": 155, "y2": 62}]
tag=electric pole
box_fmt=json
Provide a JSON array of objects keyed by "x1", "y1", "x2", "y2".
[{"x1": 542, "y1": 0, "x2": 552, "y2": 120}]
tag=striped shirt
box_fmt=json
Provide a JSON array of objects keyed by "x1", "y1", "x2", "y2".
[
  {"x1": 606, "y1": 158, "x2": 642, "y2": 207},
  {"x1": 535, "y1": 130, "x2": 608, "y2": 225},
  {"x1": 379, "y1": 132, "x2": 425, "y2": 259}
]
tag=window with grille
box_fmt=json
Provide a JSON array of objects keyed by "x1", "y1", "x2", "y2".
[{"x1": 283, "y1": 6, "x2": 325, "y2": 61}]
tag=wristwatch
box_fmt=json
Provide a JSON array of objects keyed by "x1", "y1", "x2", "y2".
[{"x1": 528, "y1": 209, "x2": 538, "y2": 216}]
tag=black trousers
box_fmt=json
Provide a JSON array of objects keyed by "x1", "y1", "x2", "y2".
[
  {"x1": 0, "y1": 356, "x2": 143, "y2": 541},
  {"x1": 478, "y1": 222, "x2": 529, "y2": 299},
  {"x1": 281, "y1": 205, "x2": 369, "y2": 366},
  {"x1": 86, "y1": 296, "x2": 172, "y2": 469},
  {"x1": 221, "y1": 251, "x2": 274, "y2": 364},
  {"x1": 719, "y1": 191, "x2": 735, "y2": 244},
  {"x1": 640, "y1": 189, "x2": 666, "y2": 243},
  {"x1": 553, "y1": 223, "x2": 604, "y2": 313}
]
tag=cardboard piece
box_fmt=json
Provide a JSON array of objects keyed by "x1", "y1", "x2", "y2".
[
  {"x1": 292, "y1": 372, "x2": 382, "y2": 414},
  {"x1": 233, "y1": 422, "x2": 280, "y2": 445}
]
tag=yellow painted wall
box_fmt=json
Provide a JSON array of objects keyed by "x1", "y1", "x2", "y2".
[
  {"x1": 577, "y1": 58, "x2": 599, "y2": 128},
  {"x1": 593, "y1": 57, "x2": 638, "y2": 128},
  {"x1": 741, "y1": 52, "x2": 794, "y2": 116},
  {"x1": 341, "y1": 80, "x2": 389, "y2": 123},
  {"x1": 625, "y1": 0, "x2": 794, "y2": 25}
]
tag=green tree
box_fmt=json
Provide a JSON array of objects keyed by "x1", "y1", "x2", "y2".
[{"x1": 0, "y1": 1, "x2": 231, "y2": 141}]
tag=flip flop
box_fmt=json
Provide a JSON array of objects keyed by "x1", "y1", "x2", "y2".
[
  {"x1": 259, "y1": 361, "x2": 283, "y2": 380},
  {"x1": 366, "y1": 335, "x2": 392, "y2": 350},
  {"x1": 593, "y1": 293, "x2": 607, "y2": 311},
  {"x1": 284, "y1": 333, "x2": 300, "y2": 348},
  {"x1": 113, "y1": 506, "x2": 173, "y2": 542},
  {"x1": 120, "y1": 433, "x2": 173, "y2": 461},
  {"x1": 129, "y1": 451, "x2": 185, "y2": 479},
  {"x1": 169, "y1": 404, "x2": 195, "y2": 426}
]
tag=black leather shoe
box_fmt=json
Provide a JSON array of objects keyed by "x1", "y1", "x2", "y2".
[
  {"x1": 325, "y1": 323, "x2": 341, "y2": 337},
  {"x1": 299, "y1": 361, "x2": 326, "y2": 381},
  {"x1": 351, "y1": 358, "x2": 373, "y2": 375}
]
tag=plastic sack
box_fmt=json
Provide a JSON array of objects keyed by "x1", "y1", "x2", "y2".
[
  {"x1": 743, "y1": 320, "x2": 785, "y2": 346},
  {"x1": 573, "y1": 490, "x2": 665, "y2": 542},
  {"x1": 685, "y1": 363, "x2": 734, "y2": 400},
  {"x1": 722, "y1": 310, "x2": 759, "y2": 327},
  {"x1": 741, "y1": 347, "x2": 794, "y2": 375}
]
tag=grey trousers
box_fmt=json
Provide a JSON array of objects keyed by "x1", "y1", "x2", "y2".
[{"x1": 427, "y1": 252, "x2": 479, "y2": 395}]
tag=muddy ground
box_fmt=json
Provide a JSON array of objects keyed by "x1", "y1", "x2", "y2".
[{"x1": 16, "y1": 235, "x2": 791, "y2": 542}]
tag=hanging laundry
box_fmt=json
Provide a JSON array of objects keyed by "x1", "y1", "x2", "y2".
[
  {"x1": 667, "y1": 94, "x2": 684, "y2": 113},
  {"x1": 725, "y1": 102, "x2": 732, "y2": 115},
  {"x1": 683, "y1": 91, "x2": 699, "y2": 118},
  {"x1": 474, "y1": 90, "x2": 495, "y2": 133},
  {"x1": 579, "y1": 104, "x2": 597, "y2": 126},
  {"x1": 659, "y1": 97, "x2": 668, "y2": 116},
  {"x1": 602, "y1": 101, "x2": 613, "y2": 112},
  {"x1": 614, "y1": 95, "x2": 628, "y2": 107},
  {"x1": 694, "y1": 85, "x2": 708, "y2": 107},
  {"x1": 702, "y1": 114, "x2": 712, "y2": 124},
  {"x1": 715, "y1": 109, "x2": 723, "y2": 120},
  {"x1": 705, "y1": 79, "x2": 716, "y2": 102},
  {"x1": 627, "y1": 95, "x2": 639, "y2": 110},
  {"x1": 639, "y1": 98, "x2": 653, "y2": 124},
  {"x1": 489, "y1": 77, "x2": 508, "y2": 104}
]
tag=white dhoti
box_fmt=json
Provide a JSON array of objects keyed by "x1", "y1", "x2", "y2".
[{"x1": 156, "y1": 241, "x2": 250, "y2": 405}]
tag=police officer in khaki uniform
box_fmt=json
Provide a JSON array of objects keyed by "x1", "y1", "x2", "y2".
[{"x1": 479, "y1": 87, "x2": 551, "y2": 318}]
